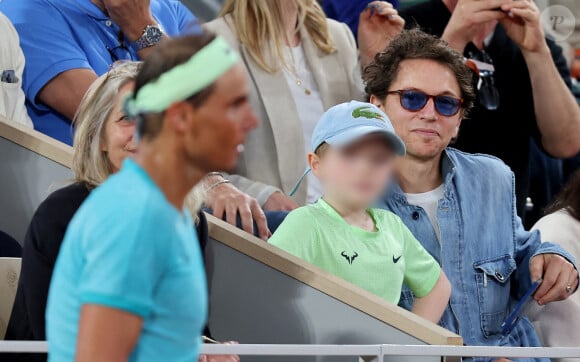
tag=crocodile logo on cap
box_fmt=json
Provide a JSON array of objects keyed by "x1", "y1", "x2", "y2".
[{"x1": 352, "y1": 106, "x2": 384, "y2": 121}]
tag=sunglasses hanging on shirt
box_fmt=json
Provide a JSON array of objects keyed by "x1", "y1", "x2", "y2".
[
  {"x1": 465, "y1": 49, "x2": 500, "y2": 111},
  {"x1": 106, "y1": 30, "x2": 135, "y2": 63}
]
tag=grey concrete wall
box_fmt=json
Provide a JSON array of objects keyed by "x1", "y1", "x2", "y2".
[{"x1": 0, "y1": 136, "x2": 72, "y2": 244}]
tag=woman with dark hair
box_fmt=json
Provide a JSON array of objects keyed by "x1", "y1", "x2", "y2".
[
  {"x1": 527, "y1": 170, "x2": 580, "y2": 360},
  {"x1": 45, "y1": 32, "x2": 255, "y2": 361}
]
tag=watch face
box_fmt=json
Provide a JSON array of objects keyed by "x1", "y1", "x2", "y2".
[{"x1": 145, "y1": 26, "x2": 163, "y2": 43}]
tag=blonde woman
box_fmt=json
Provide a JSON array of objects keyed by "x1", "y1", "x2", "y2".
[
  {"x1": 203, "y1": 0, "x2": 404, "y2": 238},
  {"x1": 5, "y1": 61, "x2": 216, "y2": 362}
]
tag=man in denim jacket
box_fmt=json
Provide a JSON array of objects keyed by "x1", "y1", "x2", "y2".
[{"x1": 364, "y1": 29, "x2": 579, "y2": 361}]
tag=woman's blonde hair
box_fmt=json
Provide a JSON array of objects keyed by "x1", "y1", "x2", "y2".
[
  {"x1": 72, "y1": 61, "x2": 142, "y2": 187},
  {"x1": 72, "y1": 61, "x2": 206, "y2": 216},
  {"x1": 220, "y1": 0, "x2": 335, "y2": 73}
]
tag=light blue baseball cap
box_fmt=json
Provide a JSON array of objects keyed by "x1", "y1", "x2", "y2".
[
  {"x1": 310, "y1": 100, "x2": 406, "y2": 155},
  {"x1": 289, "y1": 100, "x2": 406, "y2": 196}
]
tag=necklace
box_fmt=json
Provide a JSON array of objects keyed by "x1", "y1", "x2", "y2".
[
  {"x1": 292, "y1": 72, "x2": 312, "y2": 96},
  {"x1": 294, "y1": 76, "x2": 312, "y2": 96},
  {"x1": 285, "y1": 48, "x2": 312, "y2": 96},
  {"x1": 286, "y1": 65, "x2": 312, "y2": 96}
]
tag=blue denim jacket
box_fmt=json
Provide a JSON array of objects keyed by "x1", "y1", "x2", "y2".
[{"x1": 380, "y1": 148, "x2": 577, "y2": 362}]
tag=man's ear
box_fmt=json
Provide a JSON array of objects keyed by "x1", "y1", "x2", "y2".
[
  {"x1": 164, "y1": 101, "x2": 192, "y2": 133},
  {"x1": 369, "y1": 94, "x2": 384, "y2": 109}
]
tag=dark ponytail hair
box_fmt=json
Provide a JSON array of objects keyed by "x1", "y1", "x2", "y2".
[{"x1": 546, "y1": 170, "x2": 580, "y2": 221}]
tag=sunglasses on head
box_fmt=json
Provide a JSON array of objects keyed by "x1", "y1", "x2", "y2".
[{"x1": 387, "y1": 89, "x2": 463, "y2": 117}]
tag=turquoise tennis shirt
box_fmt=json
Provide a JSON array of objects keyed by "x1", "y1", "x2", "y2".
[
  {"x1": 46, "y1": 159, "x2": 207, "y2": 362},
  {"x1": 0, "y1": 0, "x2": 197, "y2": 145}
]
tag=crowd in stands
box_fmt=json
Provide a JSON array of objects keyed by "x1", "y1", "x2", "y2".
[{"x1": 0, "y1": 0, "x2": 579, "y2": 361}]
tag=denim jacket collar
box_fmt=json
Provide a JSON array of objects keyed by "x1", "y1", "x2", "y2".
[{"x1": 388, "y1": 148, "x2": 457, "y2": 204}]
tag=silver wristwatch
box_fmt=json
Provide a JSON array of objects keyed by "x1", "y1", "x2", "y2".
[{"x1": 129, "y1": 24, "x2": 164, "y2": 52}]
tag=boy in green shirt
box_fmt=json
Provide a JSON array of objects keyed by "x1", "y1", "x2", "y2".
[{"x1": 270, "y1": 100, "x2": 451, "y2": 323}]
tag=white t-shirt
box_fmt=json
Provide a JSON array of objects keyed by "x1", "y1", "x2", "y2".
[
  {"x1": 405, "y1": 184, "x2": 445, "y2": 242},
  {"x1": 0, "y1": 13, "x2": 32, "y2": 127},
  {"x1": 283, "y1": 45, "x2": 325, "y2": 204}
]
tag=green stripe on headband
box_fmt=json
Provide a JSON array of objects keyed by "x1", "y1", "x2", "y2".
[{"x1": 124, "y1": 36, "x2": 239, "y2": 117}]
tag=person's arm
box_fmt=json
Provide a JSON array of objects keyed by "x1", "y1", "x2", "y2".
[
  {"x1": 100, "y1": 0, "x2": 164, "y2": 60},
  {"x1": 224, "y1": 173, "x2": 297, "y2": 210},
  {"x1": 439, "y1": 0, "x2": 509, "y2": 52},
  {"x1": 38, "y1": 0, "x2": 197, "y2": 121},
  {"x1": 72, "y1": 204, "x2": 170, "y2": 358},
  {"x1": 499, "y1": 0, "x2": 580, "y2": 158},
  {"x1": 37, "y1": 69, "x2": 98, "y2": 121},
  {"x1": 357, "y1": 1, "x2": 405, "y2": 68},
  {"x1": 198, "y1": 342, "x2": 240, "y2": 362},
  {"x1": 76, "y1": 305, "x2": 142, "y2": 362},
  {"x1": 529, "y1": 252, "x2": 578, "y2": 304},
  {"x1": 203, "y1": 173, "x2": 298, "y2": 240},
  {"x1": 506, "y1": 174, "x2": 579, "y2": 304},
  {"x1": 412, "y1": 271, "x2": 451, "y2": 323}
]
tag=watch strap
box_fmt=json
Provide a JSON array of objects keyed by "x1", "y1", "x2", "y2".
[{"x1": 130, "y1": 24, "x2": 163, "y2": 52}]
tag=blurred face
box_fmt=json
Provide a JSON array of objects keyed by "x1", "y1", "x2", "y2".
[
  {"x1": 101, "y1": 81, "x2": 137, "y2": 172},
  {"x1": 371, "y1": 59, "x2": 463, "y2": 161},
  {"x1": 183, "y1": 64, "x2": 258, "y2": 172},
  {"x1": 310, "y1": 134, "x2": 396, "y2": 209}
]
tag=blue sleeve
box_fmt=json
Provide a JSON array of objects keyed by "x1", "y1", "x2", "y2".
[
  {"x1": 77, "y1": 203, "x2": 167, "y2": 317},
  {"x1": 2, "y1": 1, "x2": 92, "y2": 108},
  {"x1": 171, "y1": 0, "x2": 200, "y2": 35}
]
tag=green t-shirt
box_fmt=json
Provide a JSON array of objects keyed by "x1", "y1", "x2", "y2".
[{"x1": 269, "y1": 199, "x2": 441, "y2": 304}]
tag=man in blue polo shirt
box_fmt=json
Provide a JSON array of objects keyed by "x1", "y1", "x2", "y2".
[{"x1": 0, "y1": 0, "x2": 197, "y2": 144}]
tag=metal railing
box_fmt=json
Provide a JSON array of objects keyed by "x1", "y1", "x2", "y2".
[{"x1": 2, "y1": 341, "x2": 580, "y2": 361}]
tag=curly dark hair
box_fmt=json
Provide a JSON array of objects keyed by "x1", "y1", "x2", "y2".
[
  {"x1": 546, "y1": 170, "x2": 580, "y2": 221},
  {"x1": 363, "y1": 28, "x2": 476, "y2": 116}
]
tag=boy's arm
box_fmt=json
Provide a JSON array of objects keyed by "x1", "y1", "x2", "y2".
[{"x1": 411, "y1": 271, "x2": 451, "y2": 324}]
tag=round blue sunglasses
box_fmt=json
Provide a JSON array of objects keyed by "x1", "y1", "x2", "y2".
[{"x1": 388, "y1": 89, "x2": 463, "y2": 117}]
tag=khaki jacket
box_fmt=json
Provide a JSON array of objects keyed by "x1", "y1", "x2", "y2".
[{"x1": 204, "y1": 16, "x2": 363, "y2": 205}]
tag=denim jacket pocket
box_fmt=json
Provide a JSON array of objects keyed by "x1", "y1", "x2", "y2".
[{"x1": 473, "y1": 255, "x2": 517, "y2": 338}]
